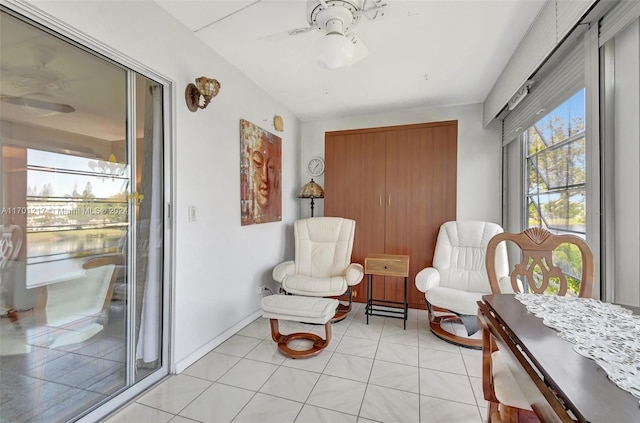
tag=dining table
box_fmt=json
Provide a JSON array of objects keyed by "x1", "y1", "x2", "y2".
[{"x1": 478, "y1": 293, "x2": 640, "y2": 423}]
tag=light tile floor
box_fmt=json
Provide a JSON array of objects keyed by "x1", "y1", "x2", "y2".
[{"x1": 105, "y1": 303, "x2": 488, "y2": 423}]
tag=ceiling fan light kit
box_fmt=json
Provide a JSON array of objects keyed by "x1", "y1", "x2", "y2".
[
  {"x1": 315, "y1": 33, "x2": 355, "y2": 69},
  {"x1": 299, "y1": 0, "x2": 386, "y2": 70}
]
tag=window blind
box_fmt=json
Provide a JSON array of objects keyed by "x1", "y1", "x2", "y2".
[
  {"x1": 484, "y1": 0, "x2": 598, "y2": 127},
  {"x1": 557, "y1": 0, "x2": 597, "y2": 41},
  {"x1": 484, "y1": 1, "x2": 556, "y2": 127},
  {"x1": 502, "y1": 39, "x2": 585, "y2": 144}
]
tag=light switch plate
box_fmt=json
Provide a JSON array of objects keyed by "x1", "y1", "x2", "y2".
[{"x1": 188, "y1": 206, "x2": 196, "y2": 222}]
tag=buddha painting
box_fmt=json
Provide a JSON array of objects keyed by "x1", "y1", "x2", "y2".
[{"x1": 240, "y1": 119, "x2": 282, "y2": 225}]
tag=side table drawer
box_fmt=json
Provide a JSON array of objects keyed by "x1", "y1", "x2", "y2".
[{"x1": 365, "y1": 254, "x2": 409, "y2": 277}]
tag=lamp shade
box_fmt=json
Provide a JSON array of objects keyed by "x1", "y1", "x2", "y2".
[
  {"x1": 298, "y1": 179, "x2": 324, "y2": 199},
  {"x1": 315, "y1": 32, "x2": 354, "y2": 70},
  {"x1": 195, "y1": 76, "x2": 220, "y2": 98}
]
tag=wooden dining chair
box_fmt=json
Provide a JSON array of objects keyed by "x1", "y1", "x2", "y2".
[
  {"x1": 486, "y1": 227, "x2": 594, "y2": 298},
  {"x1": 481, "y1": 227, "x2": 595, "y2": 422}
]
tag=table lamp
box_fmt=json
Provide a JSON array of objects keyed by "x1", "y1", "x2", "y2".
[{"x1": 298, "y1": 179, "x2": 324, "y2": 217}]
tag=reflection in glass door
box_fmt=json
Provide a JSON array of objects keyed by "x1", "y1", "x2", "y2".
[{"x1": 0, "y1": 9, "x2": 165, "y2": 422}]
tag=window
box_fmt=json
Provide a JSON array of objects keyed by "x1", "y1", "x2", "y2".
[
  {"x1": 523, "y1": 89, "x2": 586, "y2": 294},
  {"x1": 525, "y1": 89, "x2": 586, "y2": 235}
]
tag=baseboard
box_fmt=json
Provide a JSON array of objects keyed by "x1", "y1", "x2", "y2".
[{"x1": 173, "y1": 309, "x2": 262, "y2": 373}]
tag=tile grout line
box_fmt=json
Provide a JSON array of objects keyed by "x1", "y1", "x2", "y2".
[
  {"x1": 282, "y1": 306, "x2": 355, "y2": 422},
  {"x1": 354, "y1": 311, "x2": 385, "y2": 421},
  {"x1": 230, "y1": 335, "x2": 284, "y2": 423},
  {"x1": 174, "y1": 336, "x2": 266, "y2": 422}
]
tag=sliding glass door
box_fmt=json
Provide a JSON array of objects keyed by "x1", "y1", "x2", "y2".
[{"x1": 0, "y1": 8, "x2": 166, "y2": 422}]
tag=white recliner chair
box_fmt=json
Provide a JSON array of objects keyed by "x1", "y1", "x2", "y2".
[
  {"x1": 415, "y1": 221, "x2": 510, "y2": 348},
  {"x1": 273, "y1": 217, "x2": 364, "y2": 321}
]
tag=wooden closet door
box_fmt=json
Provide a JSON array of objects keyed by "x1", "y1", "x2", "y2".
[
  {"x1": 325, "y1": 131, "x2": 386, "y2": 302},
  {"x1": 385, "y1": 122, "x2": 457, "y2": 307},
  {"x1": 325, "y1": 121, "x2": 457, "y2": 308}
]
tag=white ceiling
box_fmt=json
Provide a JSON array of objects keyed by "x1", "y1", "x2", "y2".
[{"x1": 156, "y1": 0, "x2": 546, "y2": 121}]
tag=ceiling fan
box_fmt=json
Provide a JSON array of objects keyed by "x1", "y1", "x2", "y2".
[{"x1": 291, "y1": 0, "x2": 387, "y2": 69}]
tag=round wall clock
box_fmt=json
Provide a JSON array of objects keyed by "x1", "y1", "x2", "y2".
[{"x1": 307, "y1": 157, "x2": 325, "y2": 177}]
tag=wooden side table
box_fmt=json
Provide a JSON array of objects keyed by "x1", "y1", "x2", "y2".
[{"x1": 364, "y1": 254, "x2": 410, "y2": 329}]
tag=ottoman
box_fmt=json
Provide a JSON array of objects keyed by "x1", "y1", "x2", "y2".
[{"x1": 261, "y1": 295, "x2": 339, "y2": 359}]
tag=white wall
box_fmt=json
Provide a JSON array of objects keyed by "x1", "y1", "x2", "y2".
[
  {"x1": 24, "y1": 0, "x2": 300, "y2": 371},
  {"x1": 299, "y1": 103, "x2": 503, "y2": 223}
]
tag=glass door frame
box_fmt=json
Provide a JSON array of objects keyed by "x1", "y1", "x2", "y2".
[{"x1": 2, "y1": 2, "x2": 175, "y2": 421}]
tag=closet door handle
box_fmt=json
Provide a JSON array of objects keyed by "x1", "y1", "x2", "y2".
[
  {"x1": 379, "y1": 196, "x2": 383, "y2": 207},
  {"x1": 388, "y1": 195, "x2": 391, "y2": 207}
]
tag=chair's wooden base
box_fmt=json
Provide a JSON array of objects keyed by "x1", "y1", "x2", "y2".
[
  {"x1": 269, "y1": 319, "x2": 332, "y2": 359},
  {"x1": 428, "y1": 307, "x2": 482, "y2": 350},
  {"x1": 331, "y1": 302, "x2": 351, "y2": 323}
]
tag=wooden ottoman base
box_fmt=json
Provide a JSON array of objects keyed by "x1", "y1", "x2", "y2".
[
  {"x1": 262, "y1": 295, "x2": 339, "y2": 359},
  {"x1": 269, "y1": 319, "x2": 332, "y2": 359}
]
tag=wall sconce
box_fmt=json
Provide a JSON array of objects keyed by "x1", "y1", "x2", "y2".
[
  {"x1": 298, "y1": 178, "x2": 324, "y2": 217},
  {"x1": 185, "y1": 76, "x2": 221, "y2": 112}
]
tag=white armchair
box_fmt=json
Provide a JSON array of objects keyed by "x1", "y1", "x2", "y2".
[
  {"x1": 273, "y1": 217, "x2": 364, "y2": 321},
  {"x1": 415, "y1": 221, "x2": 510, "y2": 348}
]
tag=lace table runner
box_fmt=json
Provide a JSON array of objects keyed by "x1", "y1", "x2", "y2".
[{"x1": 515, "y1": 293, "x2": 640, "y2": 399}]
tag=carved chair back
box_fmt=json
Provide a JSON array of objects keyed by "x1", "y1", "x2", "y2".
[{"x1": 485, "y1": 227, "x2": 594, "y2": 298}]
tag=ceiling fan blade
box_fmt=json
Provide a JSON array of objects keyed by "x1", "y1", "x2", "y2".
[
  {"x1": 353, "y1": 0, "x2": 387, "y2": 20},
  {"x1": 289, "y1": 25, "x2": 315, "y2": 36},
  {"x1": 258, "y1": 24, "x2": 314, "y2": 41},
  {"x1": 0, "y1": 95, "x2": 75, "y2": 113}
]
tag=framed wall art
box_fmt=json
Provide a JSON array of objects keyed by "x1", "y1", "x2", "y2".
[{"x1": 240, "y1": 119, "x2": 282, "y2": 225}]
